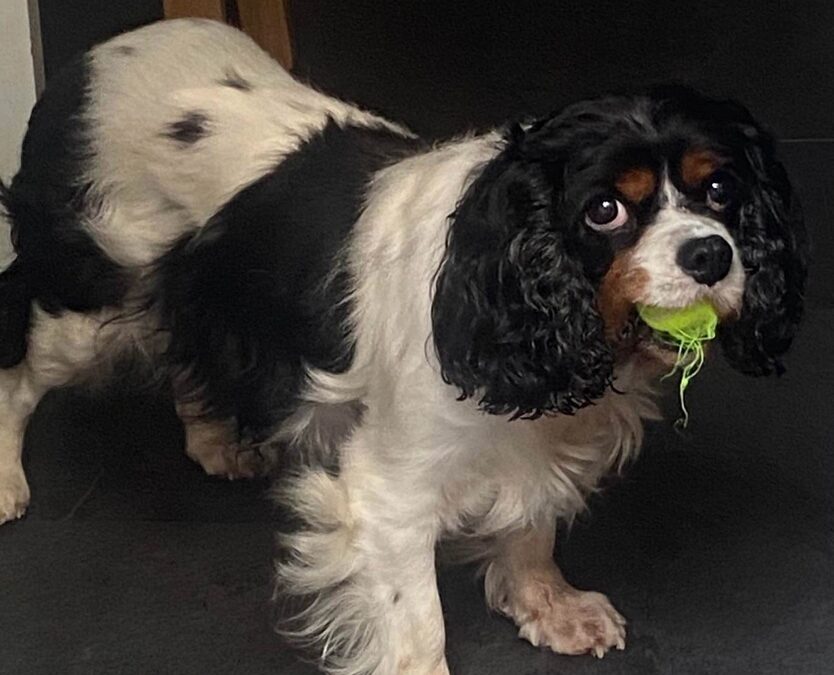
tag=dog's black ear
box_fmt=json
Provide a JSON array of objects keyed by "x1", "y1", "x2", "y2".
[
  {"x1": 431, "y1": 126, "x2": 613, "y2": 419},
  {"x1": 718, "y1": 126, "x2": 808, "y2": 376}
]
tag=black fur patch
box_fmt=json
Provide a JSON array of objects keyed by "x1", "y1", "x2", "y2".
[
  {"x1": 113, "y1": 45, "x2": 136, "y2": 56},
  {"x1": 717, "y1": 140, "x2": 806, "y2": 375},
  {"x1": 432, "y1": 120, "x2": 618, "y2": 419},
  {"x1": 0, "y1": 54, "x2": 129, "y2": 354},
  {"x1": 219, "y1": 70, "x2": 253, "y2": 92},
  {"x1": 0, "y1": 257, "x2": 31, "y2": 368},
  {"x1": 154, "y1": 119, "x2": 422, "y2": 437},
  {"x1": 164, "y1": 111, "x2": 210, "y2": 145}
]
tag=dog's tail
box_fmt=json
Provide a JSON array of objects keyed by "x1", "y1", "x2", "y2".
[{"x1": 0, "y1": 180, "x2": 32, "y2": 368}]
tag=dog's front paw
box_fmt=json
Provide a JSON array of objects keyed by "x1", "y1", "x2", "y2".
[
  {"x1": 516, "y1": 587, "x2": 626, "y2": 658},
  {"x1": 0, "y1": 467, "x2": 30, "y2": 525}
]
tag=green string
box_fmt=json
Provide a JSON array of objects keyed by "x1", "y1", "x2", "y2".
[
  {"x1": 660, "y1": 321, "x2": 716, "y2": 428},
  {"x1": 637, "y1": 301, "x2": 718, "y2": 428}
]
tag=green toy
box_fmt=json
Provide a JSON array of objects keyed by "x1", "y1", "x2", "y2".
[{"x1": 636, "y1": 300, "x2": 719, "y2": 427}]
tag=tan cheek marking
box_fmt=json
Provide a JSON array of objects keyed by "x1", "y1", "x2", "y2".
[
  {"x1": 615, "y1": 168, "x2": 657, "y2": 203},
  {"x1": 597, "y1": 252, "x2": 650, "y2": 343},
  {"x1": 680, "y1": 148, "x2": 724, "y2": 187}
]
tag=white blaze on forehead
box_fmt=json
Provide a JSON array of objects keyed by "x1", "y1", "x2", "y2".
[{"x1": 659, "y1": 172, "x2": 686, "y2": 209}]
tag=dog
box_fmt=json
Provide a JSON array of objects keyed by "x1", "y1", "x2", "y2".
[{"x1": 0, "y1": 18, "x2": 806, "y2": 675}]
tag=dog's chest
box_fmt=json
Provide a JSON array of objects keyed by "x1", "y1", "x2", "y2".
[{"x1": 442, "y1": 382, "x2": 659, "y2": 536}]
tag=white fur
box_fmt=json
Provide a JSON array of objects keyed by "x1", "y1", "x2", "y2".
[
  {"x1": 0, "y1": 304, "x2": 147, "y2": 523},
  {"x1": 633, "y1": 176, "x2": 746, "y2": 315},
  {"x1": 84, "y1": 19, "x2": 410, "y2": 266},
  {"x1": 271, "y1": 137, "x2": 662, "y2": 672},
  {"x1": 1, "y1": 19, "x2": 684, "y2": 675}
]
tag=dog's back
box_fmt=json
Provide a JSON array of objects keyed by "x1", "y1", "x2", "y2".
[
  {"x1": 0, "y1": 20, "x2": 284, "y2": 366},
  {"x1": 0, "y1": 18, "x2": 420, "y2": 489},
  {"x1": 0, "y1": 18, "x2": 413, "y2": 380}
]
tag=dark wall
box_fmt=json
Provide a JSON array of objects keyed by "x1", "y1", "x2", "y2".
[
  {"x1": 36, "y1": 1, "x2": 833, "y2": 305},
  {"x1": 39, "y1": 0, "x2": 163, "y2": 80},
  {"x1": 288, "y1": 1, "x2": 833, "y2": 308},
  {"x1": 289, "y1": 0, "x2": 834, "y2": 141},
  {"x1": 39, "y1": 0, "x2": 834, "y2": 141}
]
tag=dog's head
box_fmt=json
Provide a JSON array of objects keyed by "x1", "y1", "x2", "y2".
[{"x1": 432, "y1": 86, "x2": 807, "y2": 418}]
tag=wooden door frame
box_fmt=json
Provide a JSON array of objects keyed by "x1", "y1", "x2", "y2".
[{"x1": 163, "y1": 0, "x2": 292, "y2": 71}]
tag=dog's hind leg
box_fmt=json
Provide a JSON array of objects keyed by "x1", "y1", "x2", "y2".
[
  {"x1": 0, "y1": 307, "x2": 114, "y2": 524},
  {"x1": 173, "y1": 399, "x2": 267, "y2": 479},
  {"x1": 0, "y1": 362, "x2": 38, "y2": 523}
]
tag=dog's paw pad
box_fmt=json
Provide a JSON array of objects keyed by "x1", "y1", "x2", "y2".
[{"x1": 517, "y1": 589, "x2": 626, "y2": 658}]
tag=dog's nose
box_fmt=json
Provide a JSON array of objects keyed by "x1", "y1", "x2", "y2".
[{"x1": 677, "y1": 235, "x2": 733, "y2": 286}]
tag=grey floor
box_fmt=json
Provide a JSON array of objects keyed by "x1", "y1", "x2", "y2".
[{"x1": 1, "y1": 144, "x2": 833, "y2": 674}]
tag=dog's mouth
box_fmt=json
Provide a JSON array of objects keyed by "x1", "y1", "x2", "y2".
[{"x1": 615, "y1": 310, "x2": 694, "y2": 363}]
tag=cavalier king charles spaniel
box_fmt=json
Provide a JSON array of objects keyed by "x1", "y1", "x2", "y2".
[{"x1": 0, "y1": 19, "x2": 806, "y2": 675}]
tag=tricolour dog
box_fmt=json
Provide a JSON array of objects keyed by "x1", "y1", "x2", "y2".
[{"x1": 0, "y1": 19, "x2": 805, "y2": 675}]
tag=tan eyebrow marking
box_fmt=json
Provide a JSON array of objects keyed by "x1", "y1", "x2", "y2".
[
  {"x1": 680, "y1": 148, "x2": 725, "y2": 187},
  {"x1": 615, "y1": 167, "x2": 657, "y2": 203}
]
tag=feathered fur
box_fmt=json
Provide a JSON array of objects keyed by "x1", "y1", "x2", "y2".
[{"x1": 0, "y1": 20, "x2": 805, "y2": 675}]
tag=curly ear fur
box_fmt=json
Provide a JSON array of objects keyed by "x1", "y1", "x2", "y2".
[
  {"x1": 719, "y1": 131, "x2": 807, "y2": 376},
  {"x1": 431, "y1": 128, "x2": 614, "y2": 419}
]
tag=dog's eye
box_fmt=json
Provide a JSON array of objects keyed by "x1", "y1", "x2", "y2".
[
  {"x1": 705, "y1": 172, "x2": 735, "y2": 211},
  {"x1": 584, "y1": 196, "x2": 628, "y2": 231}
]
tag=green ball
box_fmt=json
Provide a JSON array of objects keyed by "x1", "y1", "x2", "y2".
[{"x1": 636, "y1": 300, "x2": 718, "y2": 342}]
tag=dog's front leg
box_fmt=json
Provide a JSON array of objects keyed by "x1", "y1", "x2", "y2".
[
  {"x1": 484, "y1": 514, "x2": 626, "y2": 658},
  {"x1": 275, "y1": 467, "x2": 449, "y2": 675}
]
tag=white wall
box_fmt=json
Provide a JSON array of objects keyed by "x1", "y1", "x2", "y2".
[
  {"x1": 0, "y1": 0, "x2": 36, "y2": 180},
  {"x1": 0, "y1": 0, "x2": 37, "y2": 268}
]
